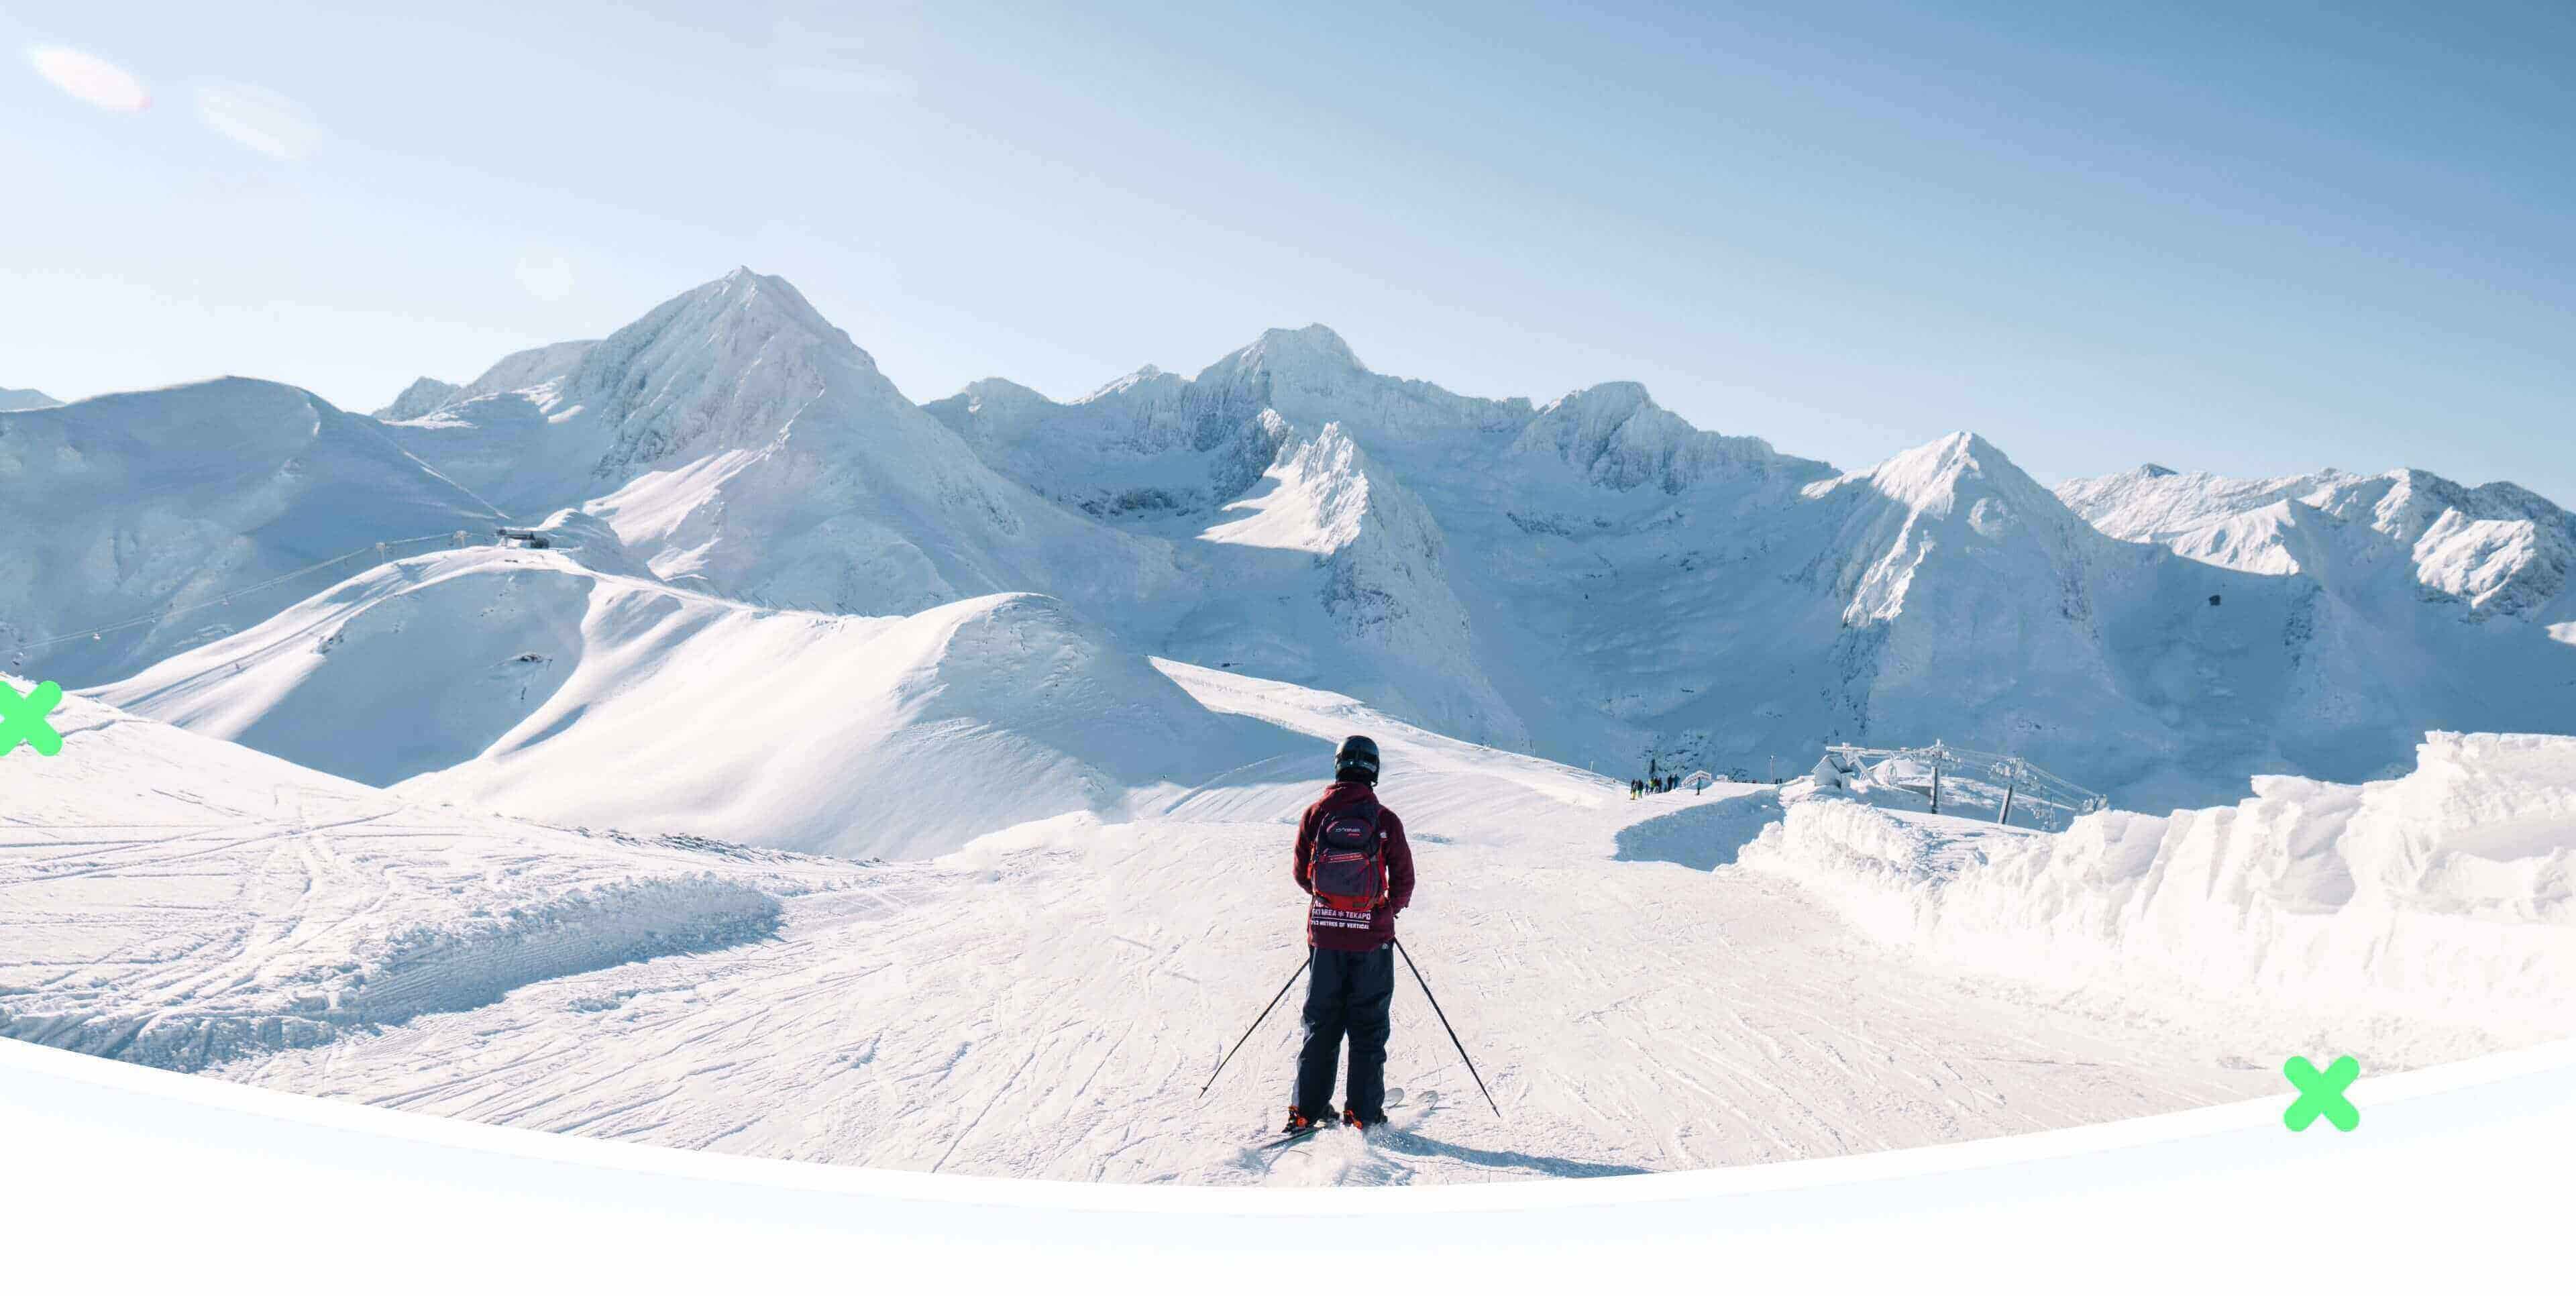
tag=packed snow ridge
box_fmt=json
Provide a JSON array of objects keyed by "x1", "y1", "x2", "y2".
[{"x1": 1745, "y1": 734, "x2": 2576, "y2": 1061}]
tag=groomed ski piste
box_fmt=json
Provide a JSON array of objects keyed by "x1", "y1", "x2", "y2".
[{"x1": 9, "y1": 570, "x2": 2572, "y2": 1185}]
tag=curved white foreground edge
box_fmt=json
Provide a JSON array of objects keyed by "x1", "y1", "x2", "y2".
[{"x1": 3, "y1": 1035, "x2": 2567, "y2": 1291}]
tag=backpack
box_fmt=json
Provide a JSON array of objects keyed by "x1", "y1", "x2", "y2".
[{"x1": 1309, "y1": 801, "x2": 1388, "y2": 912}]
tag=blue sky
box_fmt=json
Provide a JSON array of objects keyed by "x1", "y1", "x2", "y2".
[{"x1": 5, "y1": 1, "x2": 2571, "y2": 499}]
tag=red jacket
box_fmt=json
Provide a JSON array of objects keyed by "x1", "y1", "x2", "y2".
[{"x1": 1292, "y1": 781, "x2": 1414, "y2": 951}]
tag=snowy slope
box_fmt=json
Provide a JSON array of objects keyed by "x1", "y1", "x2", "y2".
[
  {"x1": 0, "y1": 386, "x2": 59, "y2": 412},
  {"x1": 91, "y1": 543, "x2": 1308, "y2": 860},
  {"x1": 0, "y1": 380, "x2": 499, "y2": 685},
  {"x1": 0, "y1": 678, "x2": 844, "y2": 1071},
  {"x1": 21, "y1": 660, "x2": 2571, "y2": 1185},
  {"x1": 203, "y1": 669, "x2": 2302, "y2": 1186}
]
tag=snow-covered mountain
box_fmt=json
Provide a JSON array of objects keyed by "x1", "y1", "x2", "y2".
[
  {"x1": 2056, "y1": 463, "x2": 2576, "y2": 794},
  {"x1": 383, "y1": 270, "x2": 1191, "y2": 626},
  {"x1": 372, "y1": 376, "x2": 459, "y2": 421},
  {"x1": 924, "y1": 320, "x2": 2576, "y2": 808},
  {"x1": 2060, "y1": 463, "x2": 2576, "y2": 619},
  {"x1": 1, "y1": 378, "x2": 497, "y2": 682},
  {"x1": 0, "y1": 386, "x2": 60, "y2": 412},
  {"x1": 18, "y1": 269, "x2": 2574, "y2": 813}
]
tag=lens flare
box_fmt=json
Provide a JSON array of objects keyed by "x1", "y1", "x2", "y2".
[
  {"x1": 195, "y1": 81, "x2": 322, "y2": 160},
  {"x1": 26, "y1": 46, "x2": 149, "y2": 113}
]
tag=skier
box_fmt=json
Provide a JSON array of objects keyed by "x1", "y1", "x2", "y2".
[
  {"x1": 1630, "y1": 777, "x2": 1642, "y2": 800},
  {"x1": 1284, "y1": 735, "x2": 1415, "y2": 1135}
]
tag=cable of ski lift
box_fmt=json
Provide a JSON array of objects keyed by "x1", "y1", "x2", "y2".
[{"x1": 6, "y1": 531, "x2": 480, "y2": 658}]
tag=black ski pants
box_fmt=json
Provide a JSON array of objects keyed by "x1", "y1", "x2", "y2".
[{"x1": 1295, "y1": 944, "x2": 1394, "y2": 1120}]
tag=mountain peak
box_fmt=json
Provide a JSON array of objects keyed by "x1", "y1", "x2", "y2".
[
  {"x1": 1, "y1": 385, "x2": 62, "y2": 412},
  {"x1": 1863, "y1": 431, "x2": 2059, "y2": 518},
  {"x1": 1240, "y1": 323, "x2": 1364, "y2": 373},
  {"x1": 676, "y1": 268, "x2": 843, "y2": 342},
  {"x1": 374, "y1": 376, "x2": 460, "y2": 422},
  {"x1": 1552, "y1": 380, "x2": 1654, "y2": 413},
  {"x1": 2139, "y1": 462, "x2": 2177, "y2": 478}
]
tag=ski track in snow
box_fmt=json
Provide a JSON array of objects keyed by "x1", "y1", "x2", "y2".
[
  {"x1": 158, "y1": 666, "x2": 2286, "y2": 1189},
  {"x1": 209, "y1": 812, "x2": 2268, "y2": 1186},
  {"x1": 17, "y1": 661, "x2": 2562, "y2": 1187}
]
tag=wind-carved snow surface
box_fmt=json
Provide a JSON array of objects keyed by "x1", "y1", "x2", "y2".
[
  {"x1": 1743, "y1": 735, "x2": 2576, "y2": 1065},
  {"x1": 0, "y1": 680, "x2": 843, "y2": 1073}
]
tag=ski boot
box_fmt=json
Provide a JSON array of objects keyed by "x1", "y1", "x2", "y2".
[
  {"x1": 1342, "y1": 1105, "x2": 1385, "y2": 1131},
  {"x1": 1281, "y1": 1107, "x2": 1325, "y2": 1136}
]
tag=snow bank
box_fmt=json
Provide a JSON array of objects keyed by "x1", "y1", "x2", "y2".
[
  {"x1": 7, "y1": 875, "x2": 780, "y2": 1072},
  {"x1": 1742, "y1": 733, "x2": 2576, "y2": 1046},
  {"x1": 0, "y1": 678, "x2": 827, "y2": 1072}
]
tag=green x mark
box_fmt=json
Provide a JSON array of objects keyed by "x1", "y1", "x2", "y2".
[
  {"x1": 1, "y1": 680, "x2": 66, "y2": 758},
  {"x1": 2283, "y1": 1055, "x2": 2361, "y2": 1132}
]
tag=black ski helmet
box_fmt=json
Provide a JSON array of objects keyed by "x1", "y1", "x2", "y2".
[{"x1": 1334, "y1": 735, "x2": 1381, "y2": 784}]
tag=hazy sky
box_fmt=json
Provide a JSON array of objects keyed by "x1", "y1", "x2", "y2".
[{"x1": 5, "y1": 1, "x2": 2571, "y2": 499}]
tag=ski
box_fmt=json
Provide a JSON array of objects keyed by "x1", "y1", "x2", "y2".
[
  {"x1": 1261, "y1": 1087, "x2": 1410, "y2": 1150},
  {"x1": 1258, "y1": 1124, "x2": 1327, "y2": 1152}
]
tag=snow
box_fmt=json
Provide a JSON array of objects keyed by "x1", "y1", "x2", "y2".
[
  {"x1": 918, "y1": 319, "x2": 2576, "y2": 810},
  {"x1": 28, "y1": 270, "x2": 2564, "y2": 812},
  {"x1": 372, "y1": 376, "x2": 460, "y2": 423},
  {"x1": 182, "y1": 670, "x2": 2290, "y2": 1185},
  {"x1": 1743, "y1": 733, "x2": 2576, "y2": 1067},
  {"x1": 0, "y1": 386, "x2": 60, "y2": 413},
  {"x1": 21, "y1": 654, "x2": 2573, "y2": 1183},
  {"x1": 92, "y1": 545, "x2": 1309, "y2": 860},
  {"x1": 1, "y1": 678, "x2": 847, "y2": 1072},
  {"x1": 10, "y1": 266, "x2": 2576, "y2": 1189},
  {"x1": 1, "y1": 379, "x2": 498, "y2": 684},
  {"x1": 2059, "y1": 463, "x2": 2575, "y2": 618}
]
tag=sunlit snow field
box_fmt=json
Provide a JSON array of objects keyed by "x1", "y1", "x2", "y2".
[{"x1": 9, "y1": 651, "x2": 2569, "y2": 1185}]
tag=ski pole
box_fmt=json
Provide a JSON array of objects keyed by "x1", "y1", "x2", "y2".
[
  {"x1": 1393, "y1": 938, "x2": 1502, "y2": 1118},
  {"x1": 1200, "y1": 953, "x2": 1311, "y2": 1097}
]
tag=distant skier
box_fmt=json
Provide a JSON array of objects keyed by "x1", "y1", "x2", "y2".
[
  {"x1": 1284, "y1": 735, "x2": 1415, "y2": 1135},
  {"x1": 1631, "y1": 777, "x2": 1642, "y2": 800}
]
